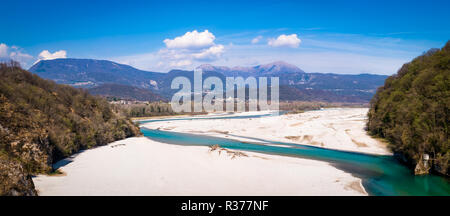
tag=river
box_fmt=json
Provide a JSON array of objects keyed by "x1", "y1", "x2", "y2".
[{"x1": 138, "y1": 111, "x2": 450, "y2": 196}]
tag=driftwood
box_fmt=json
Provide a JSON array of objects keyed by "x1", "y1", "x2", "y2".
[
  {"x1": 208, "y1": 144, "x2": 248, "y2": 159},
  {"x1": 110, "y1": 144, "x2": 126, "y2": 148}
]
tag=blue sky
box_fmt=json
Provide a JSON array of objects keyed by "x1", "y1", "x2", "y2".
[{"x1": 1, "y1": 0, "x2": 449, "y2": 74}]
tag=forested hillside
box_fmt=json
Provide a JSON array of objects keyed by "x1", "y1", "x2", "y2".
[
  {"x1": 0, "y1": 62, "x2": 141, "y2": 195},
  {"x1": 368, "y1": 42, "x2": 450, "y2": 176},
  {"x1": 88, "y1": 83, "x2": 165, "y2": 102}
]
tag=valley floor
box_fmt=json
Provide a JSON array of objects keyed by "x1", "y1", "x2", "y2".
[
  {"x1": 33, "y1": 108, "x2": 386, "y2": 195},
  {"x1": 32, "y1": 137, "x2": 366, "y2": 195},
  {"x1": 143, "y1": 108, "x2": 391, "y2": 156}
]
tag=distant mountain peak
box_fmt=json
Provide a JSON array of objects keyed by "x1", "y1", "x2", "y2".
[
  {"x1": 31, "y1": 58, "x2": 136, "y2": 71},
  {"x1": 197, "y1": 64, "x2": 230, "y2": 72},
  {"x1": 255, "y1": 61, "x2": 304, "y2": 74},
  {"x1": 262, "y1": 60, "x2": 291, "y2": 66},
  {"x1": 28, "y1": 58, "x2": 165, "y2": 89},
  {"x1": 197, "y1": 61, "x2": 304, "y2": 74}
]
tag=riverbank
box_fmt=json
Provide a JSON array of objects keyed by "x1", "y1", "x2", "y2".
[
  {"x1": 142, "y1": 108, "x2": 391, "y2": 156},
  {"x1": 132, "y1": 110, "x2": 277, "y2": 121},
  {"x1": 32, "y1": 137, "x2": 366, "y2": 195}
]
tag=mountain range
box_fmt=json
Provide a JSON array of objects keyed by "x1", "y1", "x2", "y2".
[
  {"x1": 197, "y1": 61, "x2": 305, "y2": 76},
  {"x1": 29, "y1": 59, "x2": 388, "y2": 103}
]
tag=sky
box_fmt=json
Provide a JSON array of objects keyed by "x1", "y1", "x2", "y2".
[{"x1": 1, "y1": 0, "x2": 449, "y2": 75}]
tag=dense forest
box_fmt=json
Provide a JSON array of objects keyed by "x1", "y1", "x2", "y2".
[
  {"x1": 368, "y1": 41, "x2": 450, "y2": 176},
  {"x1": 0, "y1": 62, "x2": 141, "y2": 195},
  {"x1": 115, "y1": 102, "x2": 179, "y2": 117}
]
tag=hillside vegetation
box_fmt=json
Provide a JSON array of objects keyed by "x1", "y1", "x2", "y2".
[
  {"x1": 0, "y1": 62, "x2": 141, "y2": 195},
  {"x1": 368, "y1": 42, "x2": 450, "y2": 176},
  {"x1": 116, "y1": 102, "x2": 179, "y2": 117},
  {"x1": 88, "y1": 83, "x2": 165, "y2": 102}
]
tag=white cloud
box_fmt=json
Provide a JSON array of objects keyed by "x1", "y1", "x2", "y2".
[
  {"x1": 1, "y1": 44, "x2": 71, "y2": 68},
  {"x1": 9, "y1": 51, "x2": 33, "y2": 63},
  {"x1": 0, "y1": 43, "x2": 34, "y2": 67},
  {"x1": 251, "y1": 36, "x2": 263, "y2": 44},
  {"x1": 0, "y1": 43, "x2": 8, "y2": 57},
  {"x1": 164, "y1": 30, "x2": 215, "y2": 49},
  {"x1": 192, "y1": 44, "x2": 224, "y2": 60},
  {"x1": 37, "y1": 50, "x2": 67, "y2": 61},
  {"x1": 111, "y1": 32, "x2": 429, "y2": 75},
  {"x1": 268, "y1": 34, "x2": 301, "y2": 48},
  {"x1": 153, "y1": 30, "x2": 226, "y2": 69}
]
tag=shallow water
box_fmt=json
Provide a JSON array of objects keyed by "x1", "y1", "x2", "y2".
[
  {"x1": 139, "y1": 112, "x2": 450, "y2": 196},
  {"x1": 137, "y1": 112, "x2": 280, "y2": 124}
]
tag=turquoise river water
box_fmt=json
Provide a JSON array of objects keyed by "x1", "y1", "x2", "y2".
[{"x1": 138, "y1": 112, "x2": 450, "y2": 196}]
